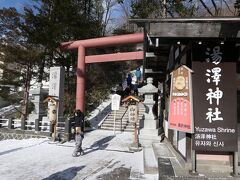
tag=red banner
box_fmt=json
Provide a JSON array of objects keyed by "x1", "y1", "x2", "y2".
[{"x1": 168, "y1": 65, "x2": 194, "y2": 133}]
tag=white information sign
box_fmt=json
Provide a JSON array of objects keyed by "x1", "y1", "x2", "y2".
[{"x1": 111, "y1": 94, "x2": 121, "y2": 111}]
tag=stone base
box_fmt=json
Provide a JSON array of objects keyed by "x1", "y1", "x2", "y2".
[
  {"x1": 139, "y1": 128, "x2": 164, "y2": 146},
  {"x1": 189, "y1": 170, "x2": 199, "y2": 176},
  {"x1": 129, "y1": 142, "x2": 143, "y2": 152},
  {"x1": 28, "y1": 114, "x2": 45, "y2": 121}
]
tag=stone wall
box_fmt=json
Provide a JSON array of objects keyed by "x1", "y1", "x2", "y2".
[{"x1": 0, "y1": 128, "x2": 50, "y2": 141}]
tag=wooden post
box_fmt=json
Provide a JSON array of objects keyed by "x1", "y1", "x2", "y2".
[
  {"x1": 53, "y1": 122, "x2": 57, "y2": 141},
  {"x1": 134, "y1": 122, "x2": 137, "y2": 144}
]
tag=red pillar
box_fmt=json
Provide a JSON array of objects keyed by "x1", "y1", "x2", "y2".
[{"x1": 76, "y1": 45, "x2": 85, "y2": 112}]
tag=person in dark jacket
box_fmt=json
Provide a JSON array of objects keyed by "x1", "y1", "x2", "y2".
[
  {"x1": 116, "y1": 83, "x2": 123, "y2": 98},
  {"x1": 126, "y1": 73, "x2": 132, "y2": 87},
  {"x1": 72, "y1": 109, "x2": 84, "y2": 157}
]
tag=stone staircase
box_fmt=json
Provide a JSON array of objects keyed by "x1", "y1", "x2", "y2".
[{"x1": 99, "y1": 104, "x2": 145, "y2": 132}]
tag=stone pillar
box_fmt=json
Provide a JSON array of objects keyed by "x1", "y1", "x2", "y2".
[
  {"x1": 8, "y1": 118, "x2": 13, "y2": 129},
  {"x1": 64, "y1": 118, "x2": 72, "y2": 141},
  {"x1": 28, "y1": 83, "x2": 47, "y2": 131},
  {"x1": 49, "y1": 67, "x2": 65, "y2": 124},
  {"x1": 138, "y1": 77, "x2": 163, "y2": 145}
]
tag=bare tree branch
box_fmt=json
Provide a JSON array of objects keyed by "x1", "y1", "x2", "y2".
[
  {"x1": 199, "y1": 0, "x2": 214, "y2": 16},
  {"x1": 210, "y1": 0, "x2": 218, "y2": 15},
  {"x1": 222, "y1": 0, "x2": 235, "y2": 15}
]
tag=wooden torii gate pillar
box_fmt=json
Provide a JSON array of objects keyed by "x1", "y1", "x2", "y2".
[{"x1": 61, "y1": 33, "x2": 144, "y2": 112}]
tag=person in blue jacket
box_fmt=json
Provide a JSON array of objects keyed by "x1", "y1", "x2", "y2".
[{"x1": 135, "y1": 67, "x2": 141, "y2": 84}]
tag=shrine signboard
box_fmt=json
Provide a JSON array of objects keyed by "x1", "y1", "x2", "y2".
[
  {"x1": 128, "y1": 105, "x2": 138, "y2": 123},
  {"x1": 168, "y1": 65, "x2": 194, "y2": 133},
  {"x1": 192, "y1": 43, "x2": 238, "y2": 152}
]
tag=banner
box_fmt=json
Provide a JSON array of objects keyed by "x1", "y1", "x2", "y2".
[{"x1": 168, "y1": 65, "x2": 194, "y2": 133}]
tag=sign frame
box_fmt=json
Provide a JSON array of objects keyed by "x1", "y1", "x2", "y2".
[{"x1": 168, "y1": 65, "x2": 194, "y2": 133}]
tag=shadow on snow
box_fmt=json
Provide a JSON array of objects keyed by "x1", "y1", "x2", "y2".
[
  {"x1": 83, "y1": 135, "x2": 115, "y2": 155},
  {"x1": 42, "y1": 166, "x2": 85, "y2": 180}
]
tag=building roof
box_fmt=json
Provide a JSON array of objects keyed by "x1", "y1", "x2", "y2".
[{"x1": 122, "y1": 95, "x2": 141, "y2": 102}]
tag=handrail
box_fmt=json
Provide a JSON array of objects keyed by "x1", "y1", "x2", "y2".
[
  {"x1": 120, "y1": 107, "x2": 128, "y2": 131},
  {"x1": 97, "y1": 113, "x2": 110, "y2": 128}
]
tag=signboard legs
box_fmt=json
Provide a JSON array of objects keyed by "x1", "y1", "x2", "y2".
[
  {"x1": 52, "y1": 122, "x2": 57, "y2": 141},
  {"x1": 190, "y1": 149, "x2": 198, "y2": 175},
  {"x1": 190, "y1": 150, "x2": 239, "y2": 177},
  {"x1": 111, "y1": 94, "x2": 121, "y2": 136},
  {"x1": 113, "y1": 110, "x2": 116, "y2": 136},
  {"x1": 233, "y1": 151, "x2": 238, "y2": 176}
]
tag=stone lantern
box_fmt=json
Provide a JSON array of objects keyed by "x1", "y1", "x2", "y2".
[{"x1": 138, "y1": 77, "x2": 163, "y2": 145}]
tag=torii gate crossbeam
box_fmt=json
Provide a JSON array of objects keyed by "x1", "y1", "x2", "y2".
[{"x1": 61, "y1": 33, "x2": 144, "y2": 112}]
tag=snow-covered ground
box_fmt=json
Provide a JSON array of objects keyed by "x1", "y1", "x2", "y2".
[
  {"x1": 0, "y1": 92, "x2": 159, "y2": 180},
  {"x1": 0, "y1": 130, "x2": 147, "y2": 180},
  {"x1": 0, "y1": 96, "x2": 148, "y2": 180}
]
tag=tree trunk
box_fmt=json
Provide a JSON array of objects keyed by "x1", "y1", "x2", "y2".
[
  {"x1": 37, "y1": 59, "x2": 45, "y2": 83},
  {"x1": 20, "y1": 63, "x2": 32, "y2": 130}
]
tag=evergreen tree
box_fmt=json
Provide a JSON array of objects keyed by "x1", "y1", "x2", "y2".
[
  {"x1": 0, "y1": 7, "x2": 42, "y2": 121},
  {"x1": 22, "y1": 0, "x2": 104, "y2": 115},
  {"x1": 0, "y1": 0, "x2": 145, "y2": 119},
  {"x1": 235, "y1": 0, "x2": 240, "y2": 15}
]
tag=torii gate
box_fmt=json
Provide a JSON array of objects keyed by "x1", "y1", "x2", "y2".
[{"x1": 61, "y1": 33, "x2": 144, "y2": 112}]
